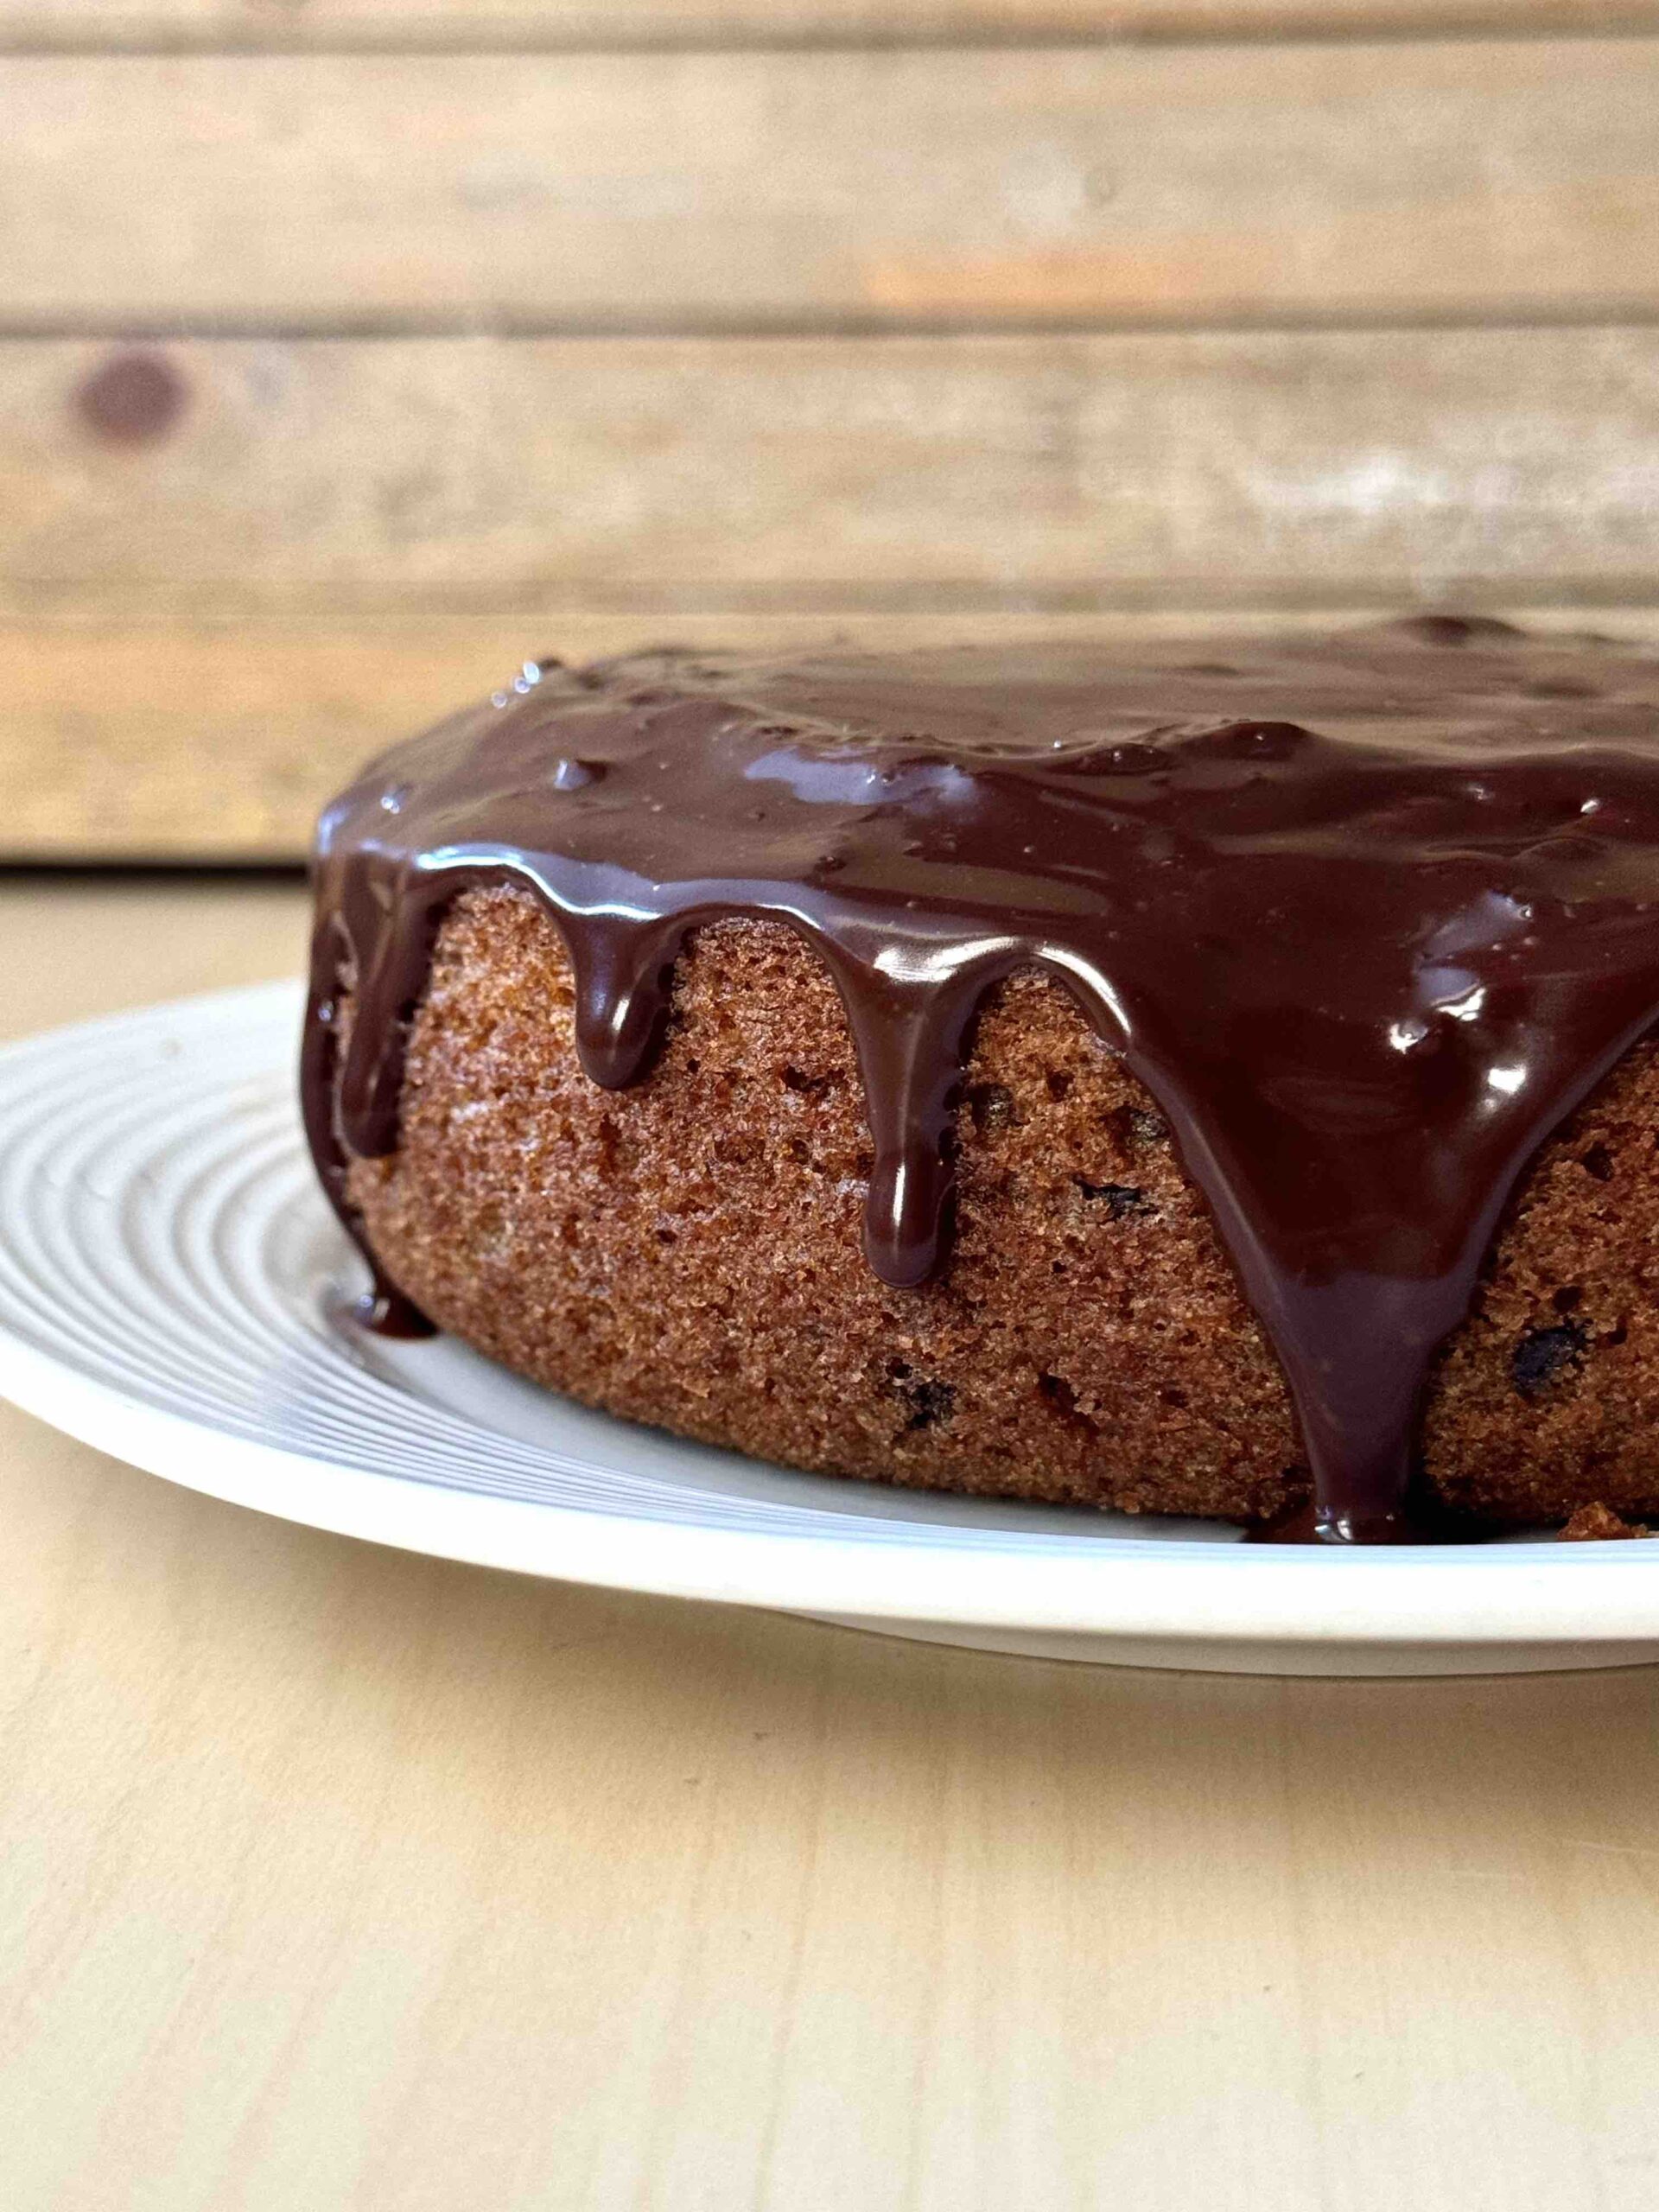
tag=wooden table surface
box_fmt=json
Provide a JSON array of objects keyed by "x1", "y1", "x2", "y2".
[{"x1": 4, "y1": 874, "x2": 1659, "y2": 2212}]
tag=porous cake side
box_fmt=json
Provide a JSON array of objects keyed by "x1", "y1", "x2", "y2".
[{"x1": 346, "y1": 887, "x2": 1659, "y2": 1529}]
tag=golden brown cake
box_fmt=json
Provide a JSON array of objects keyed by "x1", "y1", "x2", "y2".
[{"x1": 303, "y1": 620, "x2": 1659, "y2": 1541}]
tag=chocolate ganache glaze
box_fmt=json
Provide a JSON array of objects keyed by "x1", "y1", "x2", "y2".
[{"x1": 302, "y1": 615, "x2": 1659, "y2": 1542}]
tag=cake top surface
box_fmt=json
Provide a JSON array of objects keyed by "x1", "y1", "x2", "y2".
[
  {"x1": 479, "y1": 612, "x2": 1657, "y2": 752},
  {"x1": 340, "y1": 609, "x2": 1659, "y2": 826},
  {"x1": 306, "y1": 617, "x2": 1659, "y2": 1541}
]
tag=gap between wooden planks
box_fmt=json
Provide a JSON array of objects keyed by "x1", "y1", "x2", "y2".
[
  {"x1": 8, "y1": 607, "x2": 1657, "y2": 861},
  {"x1": 4, "y1": 42, "x2": 1659, "y2": 325},
  {"x1": 7, "y1": 0, "x2": 1659, "y2": 49}
]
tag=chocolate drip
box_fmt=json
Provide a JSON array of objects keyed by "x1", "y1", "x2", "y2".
[{"x1": 301, "y1": 620, "x2": 1659, "y2": 1540}]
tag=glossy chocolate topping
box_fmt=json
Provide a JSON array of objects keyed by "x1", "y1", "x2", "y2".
[{"x1": 302, "y1": 616, "x2": 1659, "y2": 1541}]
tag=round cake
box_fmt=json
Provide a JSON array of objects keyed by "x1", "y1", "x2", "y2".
[{"x1": 302, "y1": 617, "x2": 1659, "y2": 1542}]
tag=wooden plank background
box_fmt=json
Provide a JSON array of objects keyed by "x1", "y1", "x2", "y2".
[
  {"x1": 8, "y1": 45, "x2": 1659, "y2": 327},
  {"x1": 12, "y1": 331, "x2": 1659, "y2": 610},
  {"x1": 3, "y1": 3, "x2": 1658, "y2": 858}
]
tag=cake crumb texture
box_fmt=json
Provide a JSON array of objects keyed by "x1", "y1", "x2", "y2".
[{"x1": 1559, "y1": 1503, "x2": 1652, "y2": 1541}]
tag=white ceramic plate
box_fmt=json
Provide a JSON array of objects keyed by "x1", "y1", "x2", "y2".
[{"x1": 3, "y1": 981, "x2": 1659, "y2": 1676}]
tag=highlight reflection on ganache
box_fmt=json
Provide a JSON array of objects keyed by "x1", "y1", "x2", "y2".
[{"x1": 302, "y1": 617, "x2": 1659, "y2": 1543}]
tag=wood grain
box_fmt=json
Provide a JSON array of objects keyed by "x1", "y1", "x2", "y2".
[
  {"x1": 6, "y1": 43, "x2": 1659, "y2": 326},
  {"x1": 6, "y1": 0, "x2": 1657, "y2": 47},
  {"x1": 7, "y1": 606, "x2": 1656, "y2": 860},
  {"x1": 12, "y1": 330, "x2": 1659, "y2": 622},
  {"x1": 3, "y1": 878, "x2": 1659, "y2": 2210}
]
